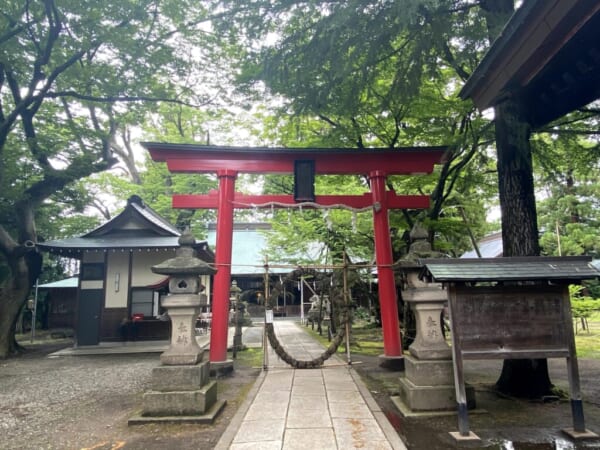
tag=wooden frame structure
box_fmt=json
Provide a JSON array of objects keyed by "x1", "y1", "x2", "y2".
[{"x1": 421, "y1": 257, "x2": 600, "y2": 441}]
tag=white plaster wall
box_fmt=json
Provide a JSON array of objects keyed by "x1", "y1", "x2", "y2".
[
  {"x1": 105, "y1": 252, "x2": 130, "y2": 308},
  {"x1": 131, "y1": 249, "x2": 176, "y2": 286},
  {"x1": 81, "y1": 281, "x2": 103, "y2": 290},
  {"x1": 120, "y1": 217, "x2": 147, "y2": 230}
]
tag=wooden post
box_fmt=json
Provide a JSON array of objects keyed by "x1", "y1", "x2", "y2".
[{"x1": 209, "y1": 170, "x2": 237, "y2": 364}]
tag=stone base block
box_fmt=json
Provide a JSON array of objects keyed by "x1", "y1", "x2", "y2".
[
  {"x1": 404, "y1": 355, "x2": 453, "y2": 386},
  {"x1": 378, "y1": 354, "x2": 405, "y2": 371},
  {"x1": 210, "y1": 359, "x2": 234, "y2": 377},
  {"x1": 409, "y1": 344, "x2": 452, "y2": 360},
  {"x1": 129, "y1": 400, "x2": 226, "y2": 426},
  {"x1": 449, "y1": 431, "x2": 481, "y2": 442},
  {"x1": 398, "y1": 378, "x2": 456, "y2": 411},
  {"x1": 151, "y1": 362, "x2": 209, "y2": 391},
  {"x1": 562, "y1": 428, "x2": 599, "y2": 440},
  {"x1": 398, "y1": 378, "x2": 475, "y2": 412},
  {"x1": 142, "y1": 380, "x2": 217, "y2": 416},
  {"x1": 160, "y1": 348, "x2": 204, "y2": 366}
]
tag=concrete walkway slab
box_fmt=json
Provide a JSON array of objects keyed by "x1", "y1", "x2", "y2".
[{"x1": 215, "y1": 320, "x2": 407, "y2": 450}]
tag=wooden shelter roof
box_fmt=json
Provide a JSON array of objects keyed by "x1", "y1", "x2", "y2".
[
  {"x1": 420, "y1": 256, "x2": 600, "y2": 283},
  {"x1": 460, "y1": 0, "x2": 600, "y2": 128}
]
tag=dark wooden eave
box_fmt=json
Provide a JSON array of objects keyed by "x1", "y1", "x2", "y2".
[
  {"x1": 37, "y1": 236, "x2": 214, "y2": 262},
  {"x1": 460, "y1": 0, "x2": 600, "y2": 128}
]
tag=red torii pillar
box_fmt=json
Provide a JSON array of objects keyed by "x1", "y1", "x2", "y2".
[
  {"x1": 143, "y1": 143, "x2": 446, "y2": 369},
  {"x1": 211, "y1": 170, "x2": 237, "y2": 368},
  {"x1": 370, "y1": 171, "x2": 402, "y2": 360}
]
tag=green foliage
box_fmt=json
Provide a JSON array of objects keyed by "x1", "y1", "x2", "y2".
[
  {"x1": 0, "y1": 0, "x2": 231, "y2": 356},
  {"x1": 570, "y1": 285, "x2": 600, "y2": 320},
  {"x1": 0, "y1": 0, "x2": 224, "y2": 243},
  {"x1": 535, "y1": 119, "x2": 600, "y2": 260},
  {"x1": 215, "y1": 0, "x2": 500, "y2": 260},
  {"x1": 572, "y1": 298, "x2": 600, "y2": 320}
]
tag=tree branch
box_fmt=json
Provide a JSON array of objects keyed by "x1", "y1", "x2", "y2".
[
  {"x1": 0, "y1": 224, "x2": 18, "y2": 258},
  {"x1": 45, "y1": 91, "x2": 211, "y2": 108},
  {"x1": 440, "y1": 40, "x2": 471, "y2": 82}
]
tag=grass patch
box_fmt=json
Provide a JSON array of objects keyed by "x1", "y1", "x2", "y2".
[
  {"x1": 574, "y1": 314, "x2": 600, "y2": 359},
  {"x1": 303, "y1": 321, "x2": 385, "y2": 357},
  {"x1": 303, "y1": 317, "x2": 600, "y2": 360},
  {"x1": 232, "y1": 346, "x2": 264, "y2": 368}
]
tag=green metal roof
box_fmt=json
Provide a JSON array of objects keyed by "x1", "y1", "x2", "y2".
[
  {"x1": 38, "y1": 277, "x2": 79, "y2": 289},
  {"x1": 207, "y1": 223, "x2": 291, "y2": 275},
  {"x1": 420, "y1": 257, "x2": 600, "y2": 283}
]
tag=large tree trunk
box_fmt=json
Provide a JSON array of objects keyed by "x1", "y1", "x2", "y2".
[
  {"x1": 0, "y1": 217, "x2": 42, "y2": 359},
  {"x1": 495, "y1": 98, "x2": 540, "y2": 257},
  {"x1": 480, "y1": 0, "x2": 553, "y2": 399},
  {"x1": 493, "y1": 96, "x2": 553, "y2": 398},
  {"x1": 0, "y1": 252, "x2": 39, "y2": 358}
]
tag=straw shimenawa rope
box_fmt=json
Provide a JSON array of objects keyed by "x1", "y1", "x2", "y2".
[{"x1": 264, "y1": 307, "x2": 349, "y2": 369}]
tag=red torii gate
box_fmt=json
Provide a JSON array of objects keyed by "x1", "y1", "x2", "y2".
[{"x1": 143, "y1": 143, "x2": 446, "y2": 368}]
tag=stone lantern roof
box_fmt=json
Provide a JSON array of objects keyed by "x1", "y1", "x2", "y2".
[
  {"x1": 395, "y1": 224, "x2": 447, "y2": 270},
  {"x1": 152, "y1": 230, "x2": 216, "y2": 276}
]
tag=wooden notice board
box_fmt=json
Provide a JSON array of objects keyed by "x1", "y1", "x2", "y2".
[
  {"x1": 449, "y1": 284, "x2": 571, "y2": 360},
  {"x1": 447, "y1": 283, "x2": 586, "y2": 438}
]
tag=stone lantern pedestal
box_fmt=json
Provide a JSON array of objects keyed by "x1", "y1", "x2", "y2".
[{"x1": 129, "y1": 231, "x2": 225, "y2": 425}]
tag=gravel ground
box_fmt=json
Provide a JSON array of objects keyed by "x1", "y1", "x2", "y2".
[
  {"x1": 3, "y1": 336, "x2": 600, "y2": 450},
  {"x1": 0, "y1": 342, "x2": 259, "y2": 450}
]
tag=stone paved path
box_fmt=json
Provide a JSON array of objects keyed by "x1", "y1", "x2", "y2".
[{"x1": 216, "y1": 320, "x2": 406, "y2": 450}]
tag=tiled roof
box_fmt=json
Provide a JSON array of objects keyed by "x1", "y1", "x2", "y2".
[
  {"x1": 37, "y1": 195, "x2": 214, "y2": 261},
  {"x1": 83, "y1": 195, "x2": 179, "y2": 237},
  {"x1": 420, "y1": 256, "x2": 600, "y2": 282}
]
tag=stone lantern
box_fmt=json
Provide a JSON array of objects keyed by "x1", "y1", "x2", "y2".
[
  {"x1": 130, "y1": 230, "x2": 225, "y2": 424},
  {"x1": 151, "y1": 230, "x2": 216, "y2": 365},
  {"x1": 230, "y1": 280, "x2": 243, "y2": 358},
  {"x1": 394, "y1": 224, "x2": 474, "y2": 413}
]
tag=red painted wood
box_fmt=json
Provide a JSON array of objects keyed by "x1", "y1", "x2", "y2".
[
  {"x1": 209, "y1": 171, "x2": 237, "y2": 363},
  {"x1": 143, "y1": 143, "x2": 445, "y2": 175},
  {"x1": 172, "y1": 192, "x2": 430, "y2": 210},
  {"x1": 370, "y1": 171, "x2": 402, "y2": 356},
  {"x1": 140, "y1": 144, "x2": 444, "y2": 362}
]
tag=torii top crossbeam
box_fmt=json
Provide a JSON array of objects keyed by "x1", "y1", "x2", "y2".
[
  {"x1": 143, "y1": 142, "x2": 446, "y2": 369},
  {"x1": 143, "y1": 143, "x2": 446, "y2": 175}
]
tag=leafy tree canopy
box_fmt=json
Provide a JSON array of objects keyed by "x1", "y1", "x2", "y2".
[{"x1": 0, "y1": 0, "x2": 228, "y2": 358}]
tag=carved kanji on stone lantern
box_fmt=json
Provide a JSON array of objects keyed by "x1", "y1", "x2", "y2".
[{"x1": 151, "y1": 230, "x2": 216, "y2": 365}]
